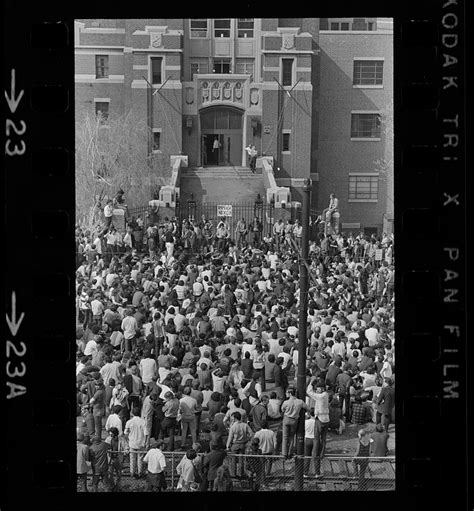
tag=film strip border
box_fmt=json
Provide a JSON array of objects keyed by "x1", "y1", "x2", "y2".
[{"x1": 1, "y1": 6, "x2": 468, "y2": 510}]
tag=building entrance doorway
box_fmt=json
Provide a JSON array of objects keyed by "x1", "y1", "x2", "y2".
[{"x1": 200, "y1": 107, "x2": 243, "y2": 167}]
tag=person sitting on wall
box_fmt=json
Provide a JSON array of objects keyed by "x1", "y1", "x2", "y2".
[{"x1": 325, "y1": 194, "x2": 340, "y2": 232}]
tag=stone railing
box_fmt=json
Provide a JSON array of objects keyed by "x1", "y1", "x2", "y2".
[
  {"x1": 149, "y1": 155, "x2": 187, "y2": 209},
  {"x1": 261, "y1": 157, "x2": 291, "y2": 208}
]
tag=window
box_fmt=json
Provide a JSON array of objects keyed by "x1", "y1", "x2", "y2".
[
  {"x1": 95, "y1": 55, "x2": 109, "y2": 78},
  {"x1": 351, "y1": 113, "x2": 381, "y2": 139},
  {"x1": 200, "y1": 108, "x2": 242, "y2": 130},
  {"x1": 235, "y1": 59, "x2": 254, "y2": 80},
  {"x1": 214, "y1": 19, "x2": 231, "y2": 38},
  {"x1": 368, "y1": 22, "x2": 375, "y2": 31},
  {"x1": 95, "y1": 102, "x2": 109, "y2": 121},
  {"x1": 320, "y1": 18, "x2": 329, "y2": 30},
  {"x1": 282, "y1": 58, "x2": 294, "y2": 86},
  {"x1": 282, "y1": 132, "x2": 291, "y2": 152},
  {"x1": 238, "y1": 18, "x2": 254, "y2": 38},
  {"x1": 213, "y1": 58, "x2": 231, "y2": 74},
  {"x1": 151, "y1": 57, "x2": 163, "y2": 85},
  {"x1": 352, "y1": 18, "x2": 369, "y2": 30},
  {"x1": 190, "y1": 60, "x2": 209, "y2": 78},
  {"x1": 341, "y1": 22, "x2": 350, "y2": 30},
  {"x1": 353, "y1": 60, "x2": 384, "y2": 85},
  {"x1": 190, "y1": 19, "x2": 208, "y2": 38},
  {"x1": 152, "y1": 131, "x2": 161, "y2": 151},
  {"x1": 330, "y1": 22, "x2": 340, "y2": 30},
  {"x1": 348, "y1": 175, "x2": 379, "y2": 201}
]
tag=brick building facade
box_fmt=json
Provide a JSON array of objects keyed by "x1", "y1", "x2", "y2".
[{"x1": 75, "y1": 18, "x2": 393, "y2": 234}]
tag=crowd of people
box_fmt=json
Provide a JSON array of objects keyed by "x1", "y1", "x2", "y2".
[{"x1": 76, "y1": 203, "x2": 395, "y2": 492}]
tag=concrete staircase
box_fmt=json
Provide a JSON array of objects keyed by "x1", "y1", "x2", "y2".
[{"x1": 179, "y1": 166, "x2": 265, "y2": 203}]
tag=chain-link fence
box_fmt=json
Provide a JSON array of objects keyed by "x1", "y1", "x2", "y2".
[{"x1": 78, "y1": 451, "x2": 395, "y2": 492}]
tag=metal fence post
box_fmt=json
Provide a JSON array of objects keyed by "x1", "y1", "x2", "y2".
[{"x1": 171, "y1": 452, "x2": 175, "y2": 490}]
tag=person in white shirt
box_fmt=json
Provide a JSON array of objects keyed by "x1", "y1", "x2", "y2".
[
  {"x1": 121, "y1": 310, "x2": 138, "y2": 352},
  {"x1": 267, "y1": 251, "x2": 279, "y2": 270},
  {"x1": 193, "y1": 278, "x2": 204, "y2": 297},
  {"x1": 365, "y1": 323, "x2": 379, "y2": 346},
  {"x1": 380, "y1": 353, "x2": 393, "y2": 380},
  {"x1": 124, "y1": 407, "x2": 147, "y2": 478},
  {"x1": 84, "y1": 338, "x2": 98, "y2": 358},
  {"x1": 211, "y1": 368, "x2": 226, "y2": 393},
  {"x1": 103, "y1": 200, "x2": 114, "y2": 230},
  {"x1": 331, "y1": 338, "x2": 346, "y2": 359},
  {"x1": 105, "y1": 405, "x2": 123, "y2": 436},
  {"x1": 139, "y1": 351, "x2": 158, "y2": 385},
  {"x1": 254, "y1": 421, "x2": 276, "y2": 455},
  {"x1": 90, "y1": 296, "x2": 104, "y2": 326},
  {"x1": 304, "y1": 412, "x2": 316, "y2": 475},
  {"x1": 306, "y1": 380, "x2": 330, "y2": 476},
  {"x1": 143, "y1": 440, "x2": 167, "y2": 491}
]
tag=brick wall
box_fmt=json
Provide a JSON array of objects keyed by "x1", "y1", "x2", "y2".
[{"x1": 317, "y1": 31, "x2": 393, "y2": 231}]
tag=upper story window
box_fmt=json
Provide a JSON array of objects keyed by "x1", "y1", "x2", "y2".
[
  {"x1": 235, "y1": 59, "x2": 254, "y2": 80},
  {"x1": 152, "y1": 130, "x2": 161, "y2": 152},
  {"x1": 237, "y1": 18, "x2": 254, "y2": 38},
  {"x1": 353, "y1": 60, "x2": 384, "y2": 86},
  {"x1": 190, "y1": 19, "x2": 208, "y2": 38},
  {"x1": 95, "y1": 55, "x2": 109, "y2": 78},
  {"x1": 214, "y1": 19, "x2": 231, "y2": 38},
  {"x1": 351, "y1": 113, "x2": 382, "y2": 139},
  {"x1": 348, "y1": 174, "x2": 379, "y2": 201},
  {"x1": 213, "y1": 58, "x2": 231, "y2": 74},
  {"x1": 330, "y1": 21, "x2": 350, "y2": 30},
  {"x1": 282, "y1": 58, "x2": 294, "y2": 86},
  {"x1": 150, "y1": 57, "x2": 163, "y2": 85},
  {"x1": 190, "y1": 59, "x2": 209, "y2": 78},
  {"x1": 282, "y1": 132, "x2": 291, "y2": 152}
]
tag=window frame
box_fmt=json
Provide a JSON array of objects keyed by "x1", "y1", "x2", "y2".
[
  {"x1": 213, "y1": 58, "x2": 231, "y2": 74},
  {"x1": 150, "y1": 56, "x2": 163, "y2": 86},
  {"x1": 281, "y1": 57, "x2": 295, "y2": 87},
  {"x1": 237, "y1": 18, "x2": 254, "y2": 38},
  {"x1": 189, "y1": 18, "x2": 208, "y2": 38},
  {"x1": 235, "y1": 58, "x2": 254, "y2": 80},
  {"x1": 214, "y1": 18, "x2": 231, "y2": 38},
  {"x1": 350, "y1": 112, "x2": 382, "y2": 141},
  {"x1": 94, "y1": 99, "x2": 110, "y2": 121},
  {"x1": 353, "y1": 59, "x2": 384, "y2": 87},
  {"x1": 282, "y1": 130, "x2": 291, "y2": 152},
  {"x1": 348, "y1": 173, "x2": 379, "y2": 202},
  {"x1": 95, "y1": 55, "x2": 109, "y2": 79},
  {"x1": 190, "y1": 59, "x2": 209, "y2": 79},
  {"x1": 152, "y1": 128, "x2": 162, "y2": 153}
]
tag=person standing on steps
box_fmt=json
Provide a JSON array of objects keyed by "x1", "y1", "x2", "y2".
[{"x1": 245, "y1": 144, "x2": 258, "y2": 173}]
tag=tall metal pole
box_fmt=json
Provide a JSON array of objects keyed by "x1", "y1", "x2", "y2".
[{"x1": 295, "y1": 177, "x2": 311, "y2": 491}]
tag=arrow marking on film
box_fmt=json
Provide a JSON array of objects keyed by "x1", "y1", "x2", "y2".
[
  {"x1": 6, "y1": 291, "x2": 25, "y2": 336},
  {"x1": 4, "y1": 69, "x2": 24, "y2": 114}
]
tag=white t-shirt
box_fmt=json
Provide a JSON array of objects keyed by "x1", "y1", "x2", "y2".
[
  {"x1": 105, "y1": 413, "x2": 123, "y2": 436},
  {"x1": 365, "y1": 327, "x2": 379, "y2": 346},
  {"x1": 124, "y1": 416, "x2": 146, "y2": 449},
  {"x1": 84, "y1": 339, "x2": 98, "y2": 357},
  {"x1": 121, "y1": 316, "x2": 138, "y2": 340},
  {"x1": 140, "y1": 358, "x2": 157, "y2": 385}
]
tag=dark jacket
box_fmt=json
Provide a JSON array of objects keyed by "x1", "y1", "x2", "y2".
[
  {"x1": 89, "y1": 441, "x2": 110, "y2": 473},
  {"x1": 375, "y1": 386, "x2": 395, "y2": 415},
  {"x1": 203, "y1": 449, "x2": 227, "y2": 481}
]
